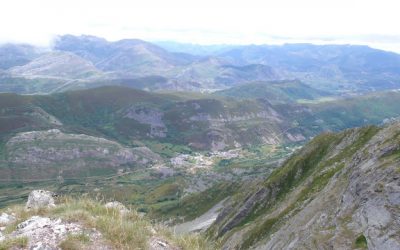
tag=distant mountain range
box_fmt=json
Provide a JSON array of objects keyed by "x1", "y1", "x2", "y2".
[{"x1": 0, "y1": 35, "x2": 400, "y2": 94}]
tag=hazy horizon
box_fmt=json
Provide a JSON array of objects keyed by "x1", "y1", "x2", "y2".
[{"x1": 1, "y1": 0, "x2": 400, "y2": 53}]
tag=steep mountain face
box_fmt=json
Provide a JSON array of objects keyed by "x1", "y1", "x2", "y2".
[{"x1": 208, "y1": 123, "x2": 400, "y2": 249}]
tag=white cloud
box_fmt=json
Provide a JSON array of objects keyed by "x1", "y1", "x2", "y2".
[{"x1": 1, "y1": 0, "x2": 400, "y2": 52}]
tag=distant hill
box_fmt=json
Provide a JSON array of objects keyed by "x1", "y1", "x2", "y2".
[
  {"x1": 0, "y1": 44, "x2": 41, "y2": 70},
  {"x1": 214, "y1": 80, "x2": 330, "y2": 103},
  {"x1": 218, "y1": 43, "x2": 400, "y2": 93},
  {"x1": 9, "y1": 51, "x2": 101, "y2": 78},
  {"x1": 53, "y1": 34, "x2": 113, "y2": 63},
  {"x1": 2, "y1": 36, "x2": 400, "y2": 94},
  {"x1": 55, "y1": 35, "x2": 197, "y2": 75}
]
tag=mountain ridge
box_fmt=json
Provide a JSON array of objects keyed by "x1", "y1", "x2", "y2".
[
  {"x1": 206, "y1": 122, "x2": 400, "y2": 249},
  {"x1": 2, "y1": 35, "x2": 400, "y2": 94}
]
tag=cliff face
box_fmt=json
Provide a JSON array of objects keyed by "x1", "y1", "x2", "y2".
[{"x1": 208, "y1": 122, "x2": 400, "y2": 250}]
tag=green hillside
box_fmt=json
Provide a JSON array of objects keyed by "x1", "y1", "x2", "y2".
[
  {"x1": 1, "y1": 86, "x2": 400, "y2": 152},
  {"x1": 214, "y1": 80, "x2": 330, "y2": 103},
  {"x1": 207, "y1": 122, "x2": 400, "y2": 249}
]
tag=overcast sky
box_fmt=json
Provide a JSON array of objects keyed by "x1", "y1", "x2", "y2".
[{"x1": 1, "y1": 0, "x2": 400, "y2": 52}]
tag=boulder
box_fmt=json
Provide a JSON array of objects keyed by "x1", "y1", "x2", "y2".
[
  {"x1": 30, "y1": 241, "x2": 56, "y2": 250},
  {"x1": 149, "y1": 237, "x2": 178, "y2": 250},
  {"x1": 0, "y1": 212, "x2": 16, "y2": 225},
  {"x1": 105, "y1": 201, "x2": 129, "y2": 214},
  {"x1": 26, "y1": 190, "x2": 56, "y2": 209},
  {"x1": 12, "y1": 216, "x2": 102, "y2": 249}
]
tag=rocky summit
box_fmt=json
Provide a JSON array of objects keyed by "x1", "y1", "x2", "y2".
[{"x1": 0, "y1": 190, "x2": 212, "y2": 250}]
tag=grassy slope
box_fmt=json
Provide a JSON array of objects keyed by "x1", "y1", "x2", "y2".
[
  {"x1": 150, "y1": 182, "x2": 239, "y2": 221},
  {"x1": 0, "y1": 197, "x2": 216, "y2": 250},
  {"x1": 301, "y1": 91, "x2": 400, "y2": 132},
  {"x1": 208, "y1": 125, "x2": 380, "y2": 249},
  {"x1": 0, "y1": 77, "x2": 68, "y2": 94}
]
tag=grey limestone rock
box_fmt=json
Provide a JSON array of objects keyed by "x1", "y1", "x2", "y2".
[{"x1": 26, "y1": 190, "x2": 56, "y2": 209}]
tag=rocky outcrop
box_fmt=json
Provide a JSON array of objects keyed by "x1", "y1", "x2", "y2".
[
  {"x1": 149, "y1": 237, "x2": 179, "y2": 250},
  {"x1": 11, "y1": 216, "x2": 107, "y2": 250},
  {"x1": 26, "y1": 190, "x2": 56, "y2": 209},
  {"x1": 0, "y1": 212, "x2": 16, "y2": 225},
  {"x1": 286, "y1": 132, "x2": 306, "y2": 142},
  {"x1": 189, "y1": 110, "x2": 282, "y2": 123},
  {"x1": 0, "y1": 148, "x2": 223, "y2": 250},
  {"x1": 209, "y1": 123, "x2": 400, "y2": 249},
  {"x1": 123, "y1": 106, "x2": 167, "y2": 138},
  {"x1": 0, "y1": 194, "x2": 187, "y2": 250},
  {"x1": 105, "y1": 201, "x2": 129, "y2": 214}
]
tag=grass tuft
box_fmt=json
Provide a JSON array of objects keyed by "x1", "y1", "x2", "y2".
[
  {"x1": 354, "y1": 234, "x2": 368, "y2": 249},
  {"x1": 0, "y1": 236, "x2": 28, "y2": 250},
  {"x1": 59, "y1": 233, "x2": 90, "y2": 250}
]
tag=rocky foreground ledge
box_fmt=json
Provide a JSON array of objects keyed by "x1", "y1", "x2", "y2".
[{"x1": 0, "y1": 190, "x2": 213, "y2": 250}]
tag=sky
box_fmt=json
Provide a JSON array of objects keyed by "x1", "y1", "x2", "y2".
[{"x1": 1, "y1": 0, "x2": 400, "y2": 52}]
